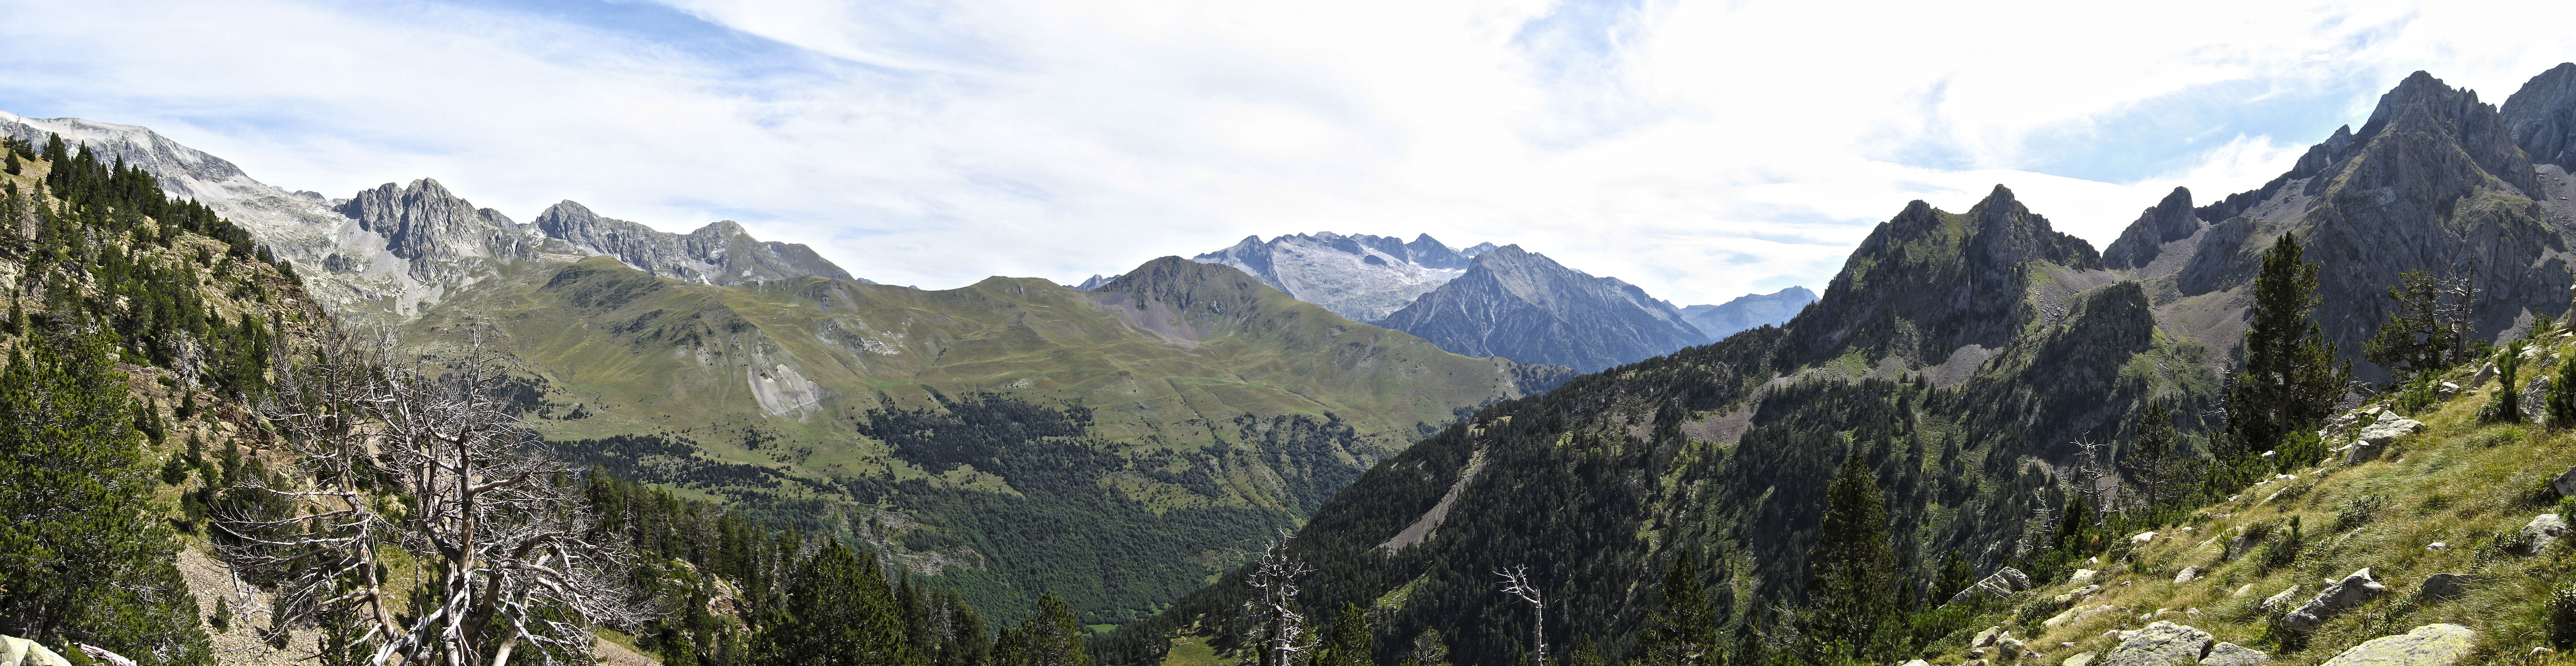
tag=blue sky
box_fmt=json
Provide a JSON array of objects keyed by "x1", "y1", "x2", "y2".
[{"x1": 1, "y1": 0, "x2": 2572, "y2": 304}]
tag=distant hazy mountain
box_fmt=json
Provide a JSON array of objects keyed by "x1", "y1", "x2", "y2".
[
  {"x1": 1376, "y1": 245, "x2": 1706, "y2": 372},
  {"x1": 0, "y1": 111, "x2": 857, "y2": 319},
  {"x1": 1679, "y1": 286, "x2": 1818, "y2": 339},
  {"x1": 1191, "y1": 232, "x2": 1496, "y2": 322}
]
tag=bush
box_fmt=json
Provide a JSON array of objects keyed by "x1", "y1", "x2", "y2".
[
  {"x1": 2553, "y1": 584, "x2": 2576, "y2": 648},
  {"x1": 2334, "y1": 495, "x2": 2388, "y2": 532}
]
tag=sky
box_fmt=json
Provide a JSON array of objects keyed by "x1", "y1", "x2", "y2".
[{"x1": 2, "y1": 1, "x2": 2574, "y2": 305}]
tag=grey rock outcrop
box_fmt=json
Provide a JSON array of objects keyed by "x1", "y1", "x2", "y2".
[
  {"x1": 2102, "y1": 187, "x2": 2203, "y2": 270},
  {"x1": 0, "y1": 635, "x2": 68, "y2": 666},
  {"x1": 1678, "y1": 286, "x2": 1818, "y2": 339},
  {"x1": 2414, "y1": 573, "x2": 2472, "y2": 602},
  {"x1": 2504, "y1": 63, "x2": 2576, "y2": 170},
  {"x1": 2553, "y1": 464, "x2": 2576, "y2": 498},
  {"x1": 1950, "y1": 567, "x2": 2035, "y2": 605},
  {"x1": 2202, "y1": 643, "x2": 2269, "y2": 666},
  {"x1": 2283, "y1": 569, "x2": 2387, "y2": 632},
  {"x1": 339, "y1": 179, "x2": 532, "y2": 271},
  {"x1": 2096, "y1": 621, "x2": 2212, "y2": 666},
  {"x1": 1378, "y1": 246, "x2": 1708, "y2": 372},
  {"x1": 1073, "y1": 274, "x2": 1118, "y2": 290},
  {"x1": 533, "y1": 201, "x2": 852, "y2": 286},
  {"x1": 2521, "y1": 514, "x2": 2570, "y2": 553},
  {"x1": 2317, "y1": 624, "x2": 2476, "y2": 666}
]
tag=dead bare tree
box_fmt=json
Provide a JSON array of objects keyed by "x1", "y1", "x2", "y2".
[
  {"x1": 1498, "y1": 565, "x2": 1546, "y2": 666},
  {"x1": 215, "y1": 328, "x2": 645, "y2": 666},
  {"x1": 2072, "y1": 438, "x2": 2117, "y2": 523},
  {"x1": 1239, "y1": 532, "x2": 1315, "y2": 666}
]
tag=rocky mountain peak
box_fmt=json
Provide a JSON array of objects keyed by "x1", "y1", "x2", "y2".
[
  {"x1": 1190, "y1": 231, "x2": 1489, "y2": 322},
  {"x1": 2350, "y1": 70, "x2": 2537, "y2": 196},
  {"x1": 1781, "y1": 186, "x2": 2105, "y2": 368},
  {"x1": 337, "y1": 178, "x2": 520, "y2": 267},
  {"x1": 532, "y1": 201, "x2": 853, "y2": 286},
  {"x1": 2503, "y1": 62, "x2": 2576, "y2": 170},
  {"x1": 2102, "y1": 187, "x2": 2201, "y2": 270},
  {"x1": 1377, "y1": 245, "x2": 1705, "y2": 372}
]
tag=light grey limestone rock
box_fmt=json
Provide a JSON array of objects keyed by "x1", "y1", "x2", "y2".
[
  {"x1": 2096, "y1": 621, "x2": 2213, "y2": 666},
  {"x1": 2283, "y1": 569, "x2": 2386, "y2": 632},
  {"x1": 2201, "y1": 642, "x2": 2269, "y2": 666},
  {"x1": 2317, "y1": 624, "x2": 2476, "y2": 666}
]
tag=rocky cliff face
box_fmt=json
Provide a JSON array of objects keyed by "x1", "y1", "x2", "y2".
[
  {"x1": 2101, "y1": 187, "x2": 2203, "y2": 270},
  {"x1": 1776, "y1": 185, "x2": 2105, "y2": 371},
  {"x1": 1191, "y1": 232, "x2": 1494, "y2": 322},
  {"x1": 1376, "y1": 245, "x2": 1707, "y2": 372},
  {"x1": 1678, "y1": 286, "x2": 1818, "y2": 339},
  {"x1": 0, "y1": 111, "x2": 859, "y2": 320},
  {"x1": 2110, "y1": 69, "x2": 2576, "y2": 379},
  {"x1": 2504, "y1": 62, "x2": 2576, "y2": 170},
  {"x1": 533, "y1": 201, "x2": 855, "y2": 286}
]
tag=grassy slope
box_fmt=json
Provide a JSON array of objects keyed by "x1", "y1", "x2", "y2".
[
  {"x1": 404, "y1": 255, "x2": 1553, "y2": 621},
  {"x1": 1929, "y1": 335, "x2": 2576, "y2": 666}
]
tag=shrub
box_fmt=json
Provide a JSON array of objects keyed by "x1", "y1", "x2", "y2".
[
  {"x1": 2334, "y1": 495, "x2": 2388, "y2": 532},
  {"x1": 2553, "y1": 584, "x2": 2576, "y2": 648}
]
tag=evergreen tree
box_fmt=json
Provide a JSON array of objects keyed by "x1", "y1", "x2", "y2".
[
  {"x1": 1023, "y1": 594, "x2": 1093, "y2": 666},
  {"x1": 2224, "y1": 232, "x2": 2349, "y2": 457},
  {"x1": 760, "y1": 539, "x2": 912, "y2": 666},
  {"x1": 1796, "y1": 450, "x2": 1897, "y2": 666},
  {"x1": 1930, "y1": 550, "x2": 1972, "y2": 606},
  {"x1": 0, "y1": 332, "x2": 210, "y2": 666},
  {"x1": 1319, "y1": 603, "x2": 1373, "y2": 666},
  {"x1": 1406, "y1": 630, "x2": 1450, "y2": 666},
  {"x1": 1640, "y1": 555, "x2": 1718, "y2": 666},
  {"x1": 2548, "y1": 357, "x2": 2576, "y2": 429},
  {"x1": 2129, "y1": 402, "x2": 2188, "y2": 508},
  {"x1": 2482, "y1": 340, "x2": 2527, "y2": 423},
  {"x1": 2363, "y1": 269, "x2": 2470, "y2": 382}
]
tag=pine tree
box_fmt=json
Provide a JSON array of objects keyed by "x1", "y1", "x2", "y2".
[
  {"x1": 2129, "y1": 402, "x2": 2186, "y2": 508},
  {"x1": 0, "y1": 332, "x2": 210, "y2": 666},
  {"x1": 1024, "y1": 594, "x2": 1093, "y2": 666},
  {"x1": 1406, "y1": 630, "x2": 1450, "y2": 666},
  {"x1": 759, "y1": 539, "x2": 911, "y2": 666},
  {"x1": 2482, "y1": 340, "x2": 2527, "y2": 423},
  {"x1": 1797, "y1": 450, "x2": 1897, "y2": 666},
  {"x1": 1640, "y1": 555, "x2": 1718, "y2": 666},
  {"x1": 2225, "y1": 232, "x2": 2350, "y2": 457},
  {"x1": 2549, "y1": 357, "x2": 2576, "y2": 429},
  {"x1": 1931, "y1": 550, "x2": 1973, "y2": 606},
  {"x1": 1319, "y1": 603, "x2": 1373, "y2": 666},
  {"x1": 2363, "y1": 269, "x2": 2469, "y2": 381}
]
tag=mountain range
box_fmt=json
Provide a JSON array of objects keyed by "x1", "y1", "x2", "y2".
[
  {"x1": 0, "y1": 112, "x2": 856, "y2": 322},
  {"x1": 1190, "y1": 232, "x2": 1813, "y2": 372},
  {"x1": 1098, "y1": 64, "x2": 2576, "y2": 666}
]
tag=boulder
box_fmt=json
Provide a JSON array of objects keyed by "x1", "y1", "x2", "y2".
[
  {"x1": 1973, "y1": 627, "x2": 2004, "y2": 649},
  {"x1": 2045, "y1": 604, "x2": 2111, "y2": 629},
  {"x1": 2202, "y1": 642, "x2": 2270, "y2": 666},
  {"x1": 1904, "y1": 661, "x2": 1930, "y2": 666},
  {"x1": 2521, "y1": 514, "x2": 2570, "y2": 553},
  {"x1": 2065, "y1": 653, "x2": 2098, "y2": 666},
  {"x1": 2283, "y1": 569, "x2": 2387, "y2": 633},
  {"x1": 2358, "y1": 416, "x2": 2423, "y2": 447},
  {"x1": 2554, "y1": 465, "x2": 2576, "y2": 499},
  {"x1": 2001, "y1": 638, "x2": 2027, "y2": 661},
  {"x1": 2344, "y1": 441, "x2": 2381, "y2": 465},
  {"x1": 2069, "y1": 569, "x2": 2098, "y2": 585},
  {"x1": 0, "y1": 636, "x2": 69, "y2": 666},
  {"x1": 2096, "y1": 621, "x2": 2214, "y2": 666},
  {"x1": 2233, "y1": 584, "x2": 2256, "y2": 597},
  {"x1": 2474, "y1": 362, "x2": 2497, "y2": 386},
  {"x1": 2317, "y1": 624, "x2": 2476, "y2": 666},
  {"x1": 2173, "y1": 567, "x2": 2200, "y2": 585},
  {"x1": 2415, "y1": 573, "x2": 2473, "y2": 602},
  {"x1": 2131, "y1": 531, "x2": 2159, "y2": 545},
  {"x1": 1951, "y1": 569, "x2": 2034, "y2": 605},
  {"x1": 2437, "y1": 381, "x2": 2461, "y2": 399}
]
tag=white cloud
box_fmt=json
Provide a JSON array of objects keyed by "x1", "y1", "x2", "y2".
[{"x1": 0, "y1": 0, "x2": 2572, "y2": 304}]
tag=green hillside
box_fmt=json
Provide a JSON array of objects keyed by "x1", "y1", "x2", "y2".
[
  {"x1": 1916, "y1": 327, "x2": 2576, "y2": 666},
  {"x1": 404, "y1": 254, "x2": 1569, "y2": 623}
]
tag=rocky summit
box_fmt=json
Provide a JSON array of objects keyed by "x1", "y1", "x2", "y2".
[
  {"x1": 1376, "y1": 244, "x2": 1709, "y2": 372},
  {"x1": 0, "y1": 112, "x2": 855, "y2": 320},
  {"x1": 1191, "y1": 232, "x2": 1495, "y2": 322}
]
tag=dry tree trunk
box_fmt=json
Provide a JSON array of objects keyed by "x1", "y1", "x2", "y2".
[{"x1": 215, "y1": 326, "x2": 647, "y2": 666}]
